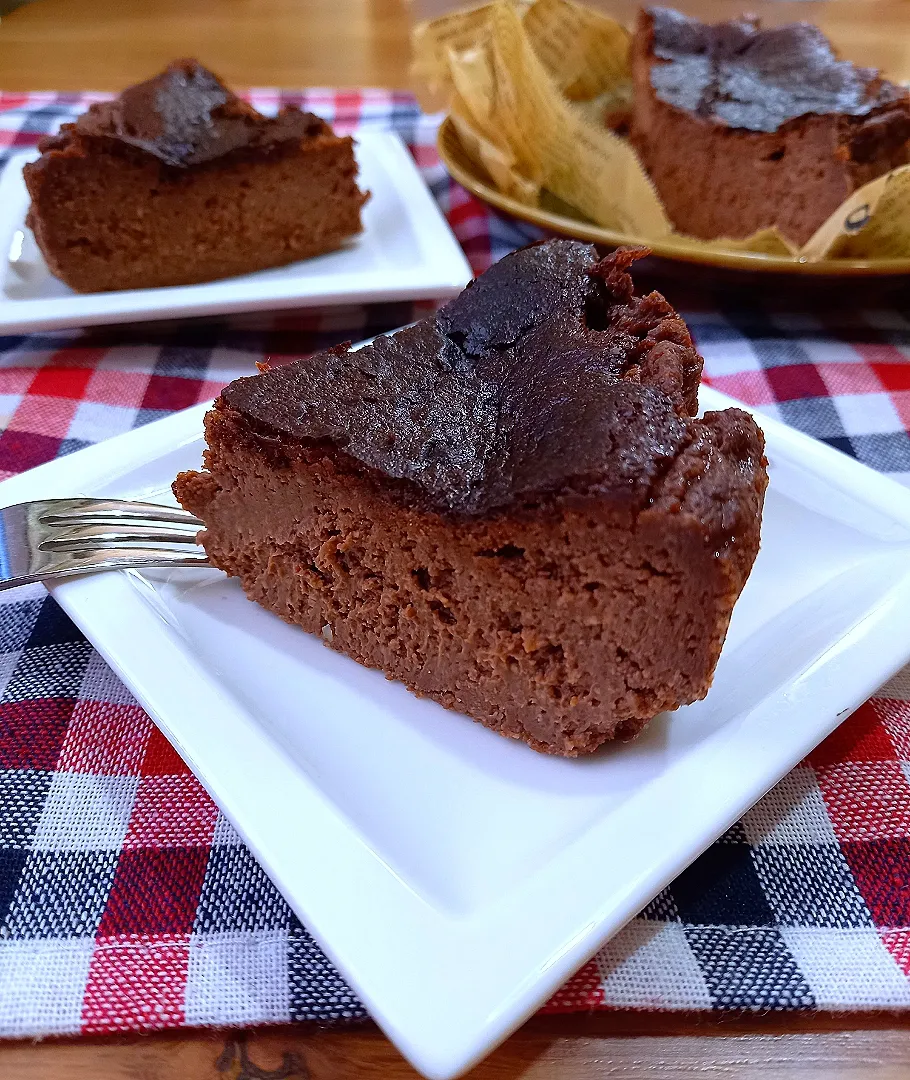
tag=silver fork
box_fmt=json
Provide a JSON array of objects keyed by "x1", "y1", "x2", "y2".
[{"x1": 0, "y1": 498, "x2": 209, "y2": 590}]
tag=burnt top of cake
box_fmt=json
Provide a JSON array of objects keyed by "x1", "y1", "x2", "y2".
[
  {"x1": 70, "y1": 59, "x2": 327, "y2": 167},
  {"x1": 221, "y1": 240, "x2": 709, "y2": 517},
  {"x1": 644, "y1": 6, "x2": 907, "y2": 133}
]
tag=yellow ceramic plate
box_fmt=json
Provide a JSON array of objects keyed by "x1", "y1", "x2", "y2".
[{"x1": 438, "y1": 117, "x2": 910, "y2": 278}]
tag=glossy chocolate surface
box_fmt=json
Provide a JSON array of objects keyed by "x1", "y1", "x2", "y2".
[
  {"x1": 75, "y1": 58, "x2": 325, "y2": 167},
  {"x1": 222, "y1": 241, "x2": 705, "y2": 516}
]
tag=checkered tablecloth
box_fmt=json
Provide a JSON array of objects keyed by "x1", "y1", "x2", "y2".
[{"x1": 0, "y1": 89, "x2": 909, "y2": 1038}]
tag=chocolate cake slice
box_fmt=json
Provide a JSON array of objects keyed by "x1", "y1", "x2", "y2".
[
  {"x1": 630, "y1": 7, "x2": 910, "y2": 246},
  {"x1": 24, "y1": 59, "x2": 368, "y2": 292},
  {"x1": 174, "y1": 241, "x2": 767, "y2": 756}
]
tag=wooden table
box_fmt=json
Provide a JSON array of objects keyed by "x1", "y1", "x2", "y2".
[
  {"x1": 1, "y1": 0, "x2": 910, "y2": 1077},
  {"x1": 0, "y1": 0, "x2": 412, "y2": 90}
]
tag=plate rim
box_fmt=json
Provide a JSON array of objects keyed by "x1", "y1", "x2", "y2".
[
  {"x1": 2, "y1": 385, "x2": 910, "y2": 1078},
  {"x1": 437, "y1": 116, "x2": 910, "y2": 278},
  {"x1": 0, "y1": 131, "x2": 473, "y2": 333}
]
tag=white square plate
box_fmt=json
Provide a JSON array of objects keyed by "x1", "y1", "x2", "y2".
[
  {"x1": 0, "y1": 132, "x2": 472, "y2": 333},
  {"x1": 2, "y1": 383, "x2": 910, "y2": 1078}
]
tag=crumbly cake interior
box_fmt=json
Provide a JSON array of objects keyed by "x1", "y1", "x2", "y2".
[{"x1": 27, "y1": 137, "x2": 365, "y2": 292}]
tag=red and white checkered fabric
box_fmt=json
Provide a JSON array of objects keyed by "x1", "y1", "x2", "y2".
[{"x1": 0, "y1": 89, "x2": 909, "y2": 1036}]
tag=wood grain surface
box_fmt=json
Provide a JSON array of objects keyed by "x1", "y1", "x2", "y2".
[
  {"x1": 1, "y1": 0, "x2": 910, "y2": 1076},
  {"x1": 1, "y1": 0, "x2": 908, "y2": 90},
  {"x1": 2, "y1": 1015, "x2": 910, "y2": 1080},
  {"x1": 0, "y1": 0, "x2": 412, "y2": 91}
]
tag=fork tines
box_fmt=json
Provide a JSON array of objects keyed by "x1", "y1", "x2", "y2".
[
  {"x1": 34, "y1": 499, "x2": 202, "y2": 552},
  {"x1": 37, "y1": 498, "x2": 202, "y2": 527}
]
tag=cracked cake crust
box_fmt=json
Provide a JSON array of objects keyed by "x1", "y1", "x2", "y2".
[{"x1": 174, "y1": 241, "x2": 768, "y2": 755}]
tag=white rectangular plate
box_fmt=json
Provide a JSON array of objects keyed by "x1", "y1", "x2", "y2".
[
  {"x1": 0, "y1": 132, "x2": 471, "y2": 332},
  {"x1": 2, "y1": 385, "x2": 910, "y2": 1079}
]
